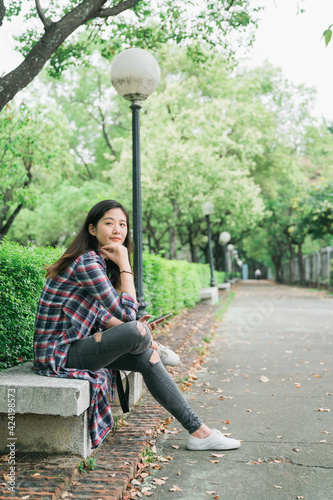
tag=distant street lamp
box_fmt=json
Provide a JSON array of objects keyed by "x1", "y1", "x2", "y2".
[
  {"x1": 202, "y1": 202, "x2": 216, "y2": 287},
  {"x1": 219, "y1": 231, "x2": 231, "y2": 282},
  {"x1": 111, "y1": 48, "x2": 160, "y2": 317},
  {"x1": 227, "y1": 243, "x2": 234, "y2": 279}
]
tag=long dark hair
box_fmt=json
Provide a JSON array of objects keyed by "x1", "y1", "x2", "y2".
[{"x1": 46, "y1": 200, "x2": 133, "y2": 289}]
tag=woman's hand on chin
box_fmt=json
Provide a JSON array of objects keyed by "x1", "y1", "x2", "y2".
[{"x1": 100, "y1": 244, "x2": 129, "y2": 268}]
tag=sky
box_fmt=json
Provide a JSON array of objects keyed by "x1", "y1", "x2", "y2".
[
  {"x1": 246, "y1": 0, "x2": 333, "y2": 122},
  {"x1": 0, "y1": 0, "x2": 332, "y2": 121}
]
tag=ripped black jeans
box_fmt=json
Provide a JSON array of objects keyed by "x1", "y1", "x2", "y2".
[{"x1": 65, "y1": 321, "x2": 203, "y2": 434}]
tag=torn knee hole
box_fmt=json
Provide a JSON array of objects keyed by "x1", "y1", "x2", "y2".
[
  {"x1": 137, "y1": 322, "x2": 148, "y2": 337},
  {"x1": 149, "y1": 350, "x2": 160, "y2": 364},
  {"x1": 94, "y1": 331, "x2": 102, "y2": 342}
]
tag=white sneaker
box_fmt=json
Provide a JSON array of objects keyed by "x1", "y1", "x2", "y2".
[
  {"x1": 156, "y1": 342, "x2": 180, "y2": 366},
  {"x1": 186, "y1": 428, "x2": 241, "y2": 451}
]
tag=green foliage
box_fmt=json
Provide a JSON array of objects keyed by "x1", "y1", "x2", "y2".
[
  {"x1": 141, "y1": 447, "x2": 156, "y2": 463},
  {"x1": 6, "y1": 0, "x2": 260, "y2": 78},
  {"x1": 0, "y1": 101, "x2": 74, "y2": 239},
  {"x1": 323, "y1": 25, "x2": 333, "y2": 46},
  {"x1": 77, "y1": 457, "x2": 97, "y2": 473},
  {"x1": 0, "y1": 241, "x2": 222, "y2": 370},
  {"x1": 0, "y1": 240, "x2": 62, "y2": 370},
  {"x1": 295, "y1": 180, "x2": 333, "y2": 239},
  {"x1": 143, "y1": 251, "x2": 224, "y2": 317}
]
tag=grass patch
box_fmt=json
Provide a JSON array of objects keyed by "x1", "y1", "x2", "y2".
[
  {"x1": 77, "y1": 457, "x2": 97, "y2": 473},
  {"x1": 141, "y1": 447, "x2": 156, "y2": 463},
  {"x1": 214, "y1": 291, "x2": 236, "y2": 322}
]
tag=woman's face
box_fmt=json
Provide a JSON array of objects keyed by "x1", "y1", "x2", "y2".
[{"x1": 89, "y1": 208, "x2": 128, "y2": 248}]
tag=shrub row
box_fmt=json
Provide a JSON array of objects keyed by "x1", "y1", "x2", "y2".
[{"x1": 0, "y1": 240, "x2": 224, "y2": 370}]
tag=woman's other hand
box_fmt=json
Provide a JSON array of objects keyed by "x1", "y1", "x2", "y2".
[{"x1": 138, "y1": 314, "x2": 156, "y2": 331}]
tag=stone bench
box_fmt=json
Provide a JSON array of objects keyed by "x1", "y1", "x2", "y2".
[
  {"x1": 0, "y1": 363, "x2": 143, "y2": 458},
  {"x1": 199, "y1": 286, "x2": 219, "y2": 305},
  {"x1": 217, "y1": 282, "x2": 231, "y2": 291}
]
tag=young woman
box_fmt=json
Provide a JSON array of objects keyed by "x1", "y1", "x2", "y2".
[{"x1": 33, "y1": 200, "x2": 241, "y2": 451}]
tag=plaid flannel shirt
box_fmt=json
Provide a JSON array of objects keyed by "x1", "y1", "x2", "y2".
[{"x1": 33, "y1": 250, "x2": 138, "y2": 448}]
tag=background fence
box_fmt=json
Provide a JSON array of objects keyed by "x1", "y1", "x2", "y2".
[{"x1": 281, "y1": 246, "x2": 333, "y2": 290}]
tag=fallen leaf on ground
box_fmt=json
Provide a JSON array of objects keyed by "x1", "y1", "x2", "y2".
[
  {"x1": 31, "y1": 473, "x2": 41, "y2": 477},
  {"x1": 225, "y1": 419, "x2": 230, "y2": 424},
  {"x1": 316, "y1": 408, "x2": 330, "y2": 412},
  {"x1": 21, "y1": 496, "x2": 30, "y2": 500},
  {"x1": 0, "y1": 455, "x2": 9, "y2": 462},
  {"x1": 292, "y1": 448, "x2": 301, "y2": 452},
  {"x1": 153, "y1": 478, "x2": 166, "y2": 485},
  {"x1": 259, "y1": 375, "x2": 269, "y2": 383},
  {"x1": 142, "y1": 489, "x2": 153, "y2": 497},
  {"x1": 211, "y1": 453, "x2": 225, "y2": 458},
  {"x1": 273, "y1": 485, "x2": 282, "y2": 489},
  {"x1": 210, "y1": 460, "x2": 219, "y2": 463},
  {"x1": 206, "y1": 491, "x2": 216, "y2": 495},
  {"x1": 157, "y1": 456, "x2": 173, "y2": 462},
  {"x1": 171, "y1": 444, "x2": 179, "y2": 449},
  {"x1": 3, "y1": 474, "x2": 11, "y2": 481},
  {"x1": 170, "y1": 485, "x2": 183, "y2": 492}
]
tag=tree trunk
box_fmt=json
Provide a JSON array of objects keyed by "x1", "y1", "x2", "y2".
[
  {"x1": 0, "y1": 203, "x2": 23, "y2": 241},
  {"x1": 297, "y1": 242, "x2": 306, "y2": 286},
  {"x1": 188, "y1": 225, "x2": 198, "y2": 263},
  {"x1": 273, "y1": 255, "x2": 282, "y2": 283},
  {"x1": 169, "y1": 227, "x2": 177, "y2": 259},
  {"x1": 289, "y1": 244, "x2": 295, "y2": 283}
]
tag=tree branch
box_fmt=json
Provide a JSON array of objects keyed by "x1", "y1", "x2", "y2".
[
  {"x1": 96, "y1": 0, "x2": 141, "y2": 18},
  {"x1": 225, "y1": 0, "x2": 236, "y2": 11},
  {"x1": 35, "y1": 0, "x2": 52, "y2": 29},
  {"x1": 0, "y1": 0, "x2": 141, "y2": 112},
  {"x1": 0, "y1": 203, "x2": 23, "y2": 238}
]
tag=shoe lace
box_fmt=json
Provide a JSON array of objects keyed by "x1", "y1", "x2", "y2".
[{"x1": 212, "y1": 428, "x2": 223, "y2": 438}]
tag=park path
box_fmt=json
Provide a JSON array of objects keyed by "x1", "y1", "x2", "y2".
[{"x1": 138, "y1": 280, "x2": 333, "y2": 500}]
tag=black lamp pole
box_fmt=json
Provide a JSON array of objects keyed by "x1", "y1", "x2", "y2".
[
  {"x1": 206, "y1": 214, "x2": 216, "y2": 287},
  {"x1": 131, "y1": 101, "x2": 147, "y2": 318},
  {"x1": 224, "y1": 243, "x2": 229, "y2": 283}
]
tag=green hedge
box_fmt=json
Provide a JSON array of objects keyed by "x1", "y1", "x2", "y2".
[{"x1": 0, "y1": 240, "x2": 224, "y2": 370}]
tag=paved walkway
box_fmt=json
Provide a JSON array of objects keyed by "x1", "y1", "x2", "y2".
[
  {"x1": 1, "y1": 281, "x2": 332, "y2": 500},
  {"x1": 134, "y1": 281, "x2": 333, "y2": 500}
]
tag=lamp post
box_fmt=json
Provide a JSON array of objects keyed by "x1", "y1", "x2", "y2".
[
  {"x1": 202, "y1": 202, "x2": 216, "y2": 287},
  {"x1": 232, "y1": 248, "x2": 238, "y2": 279},
  {"x1": 219, "y1": 231, "x2": 231, "y2": 282},
  {"x1": 227, "y1": 243, "x2": 234, "y2": 279},
  {"x1": 111, "y1": 48, "x2": 160, "y2": 317},
  {"x1": 237, "y1": 259, "x2": 243, "y2": 278}
]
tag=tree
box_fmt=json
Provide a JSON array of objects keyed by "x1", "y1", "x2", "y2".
[
  {"x1": 0, "y1": 0, "x2": 260, "y2": 112},
  {"x1": 295, "y1": 181, "x2": 333, "y2": 240},
  {"x1": 0, "y1": 101, "x2": 73, "y2": 240}
]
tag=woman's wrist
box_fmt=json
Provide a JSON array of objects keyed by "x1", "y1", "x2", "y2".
[{"x1": 120, "y1": 270, "x2": 132, "y2": 275}]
